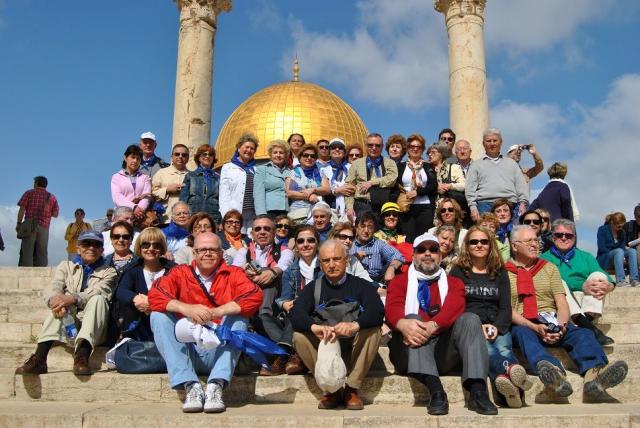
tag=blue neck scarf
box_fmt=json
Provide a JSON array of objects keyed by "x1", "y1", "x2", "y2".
[
  {"x1": 366, "y1": 156, "x2": 383, "y2": 178},
  {"x1": 163, "y1": 221, "x2": 189, "y2": 241},
  {"x1": 550, "y1": 245, "x2": 576, "y2": 267},
  {"x1": 302, "y1": 165, "x2": 322, "y2": 185},
  {"x1": 197, "y1": 166, "x2": 215, "y2": 190},
  {"x1": 417, "y1": 276, "x2": 439, "y2": 313},
  {"x1": 497, "y1": 223, "x2": 512, "y2": 244},
  {"x1": 276, "y1": 236, "x2": 289, "y2": 247},
  {"x1": 330, "y1": 159, "x2": 349, "y2": 182},
  {"x1": 231, "y1": 151, "x2": 256, "y2": 174},
  {"x1": 73, "y1": 255, "x2": 105, "y2": 292},
  {"x1": 141, "y1": 155, "x2": 159, "y2": 169}
]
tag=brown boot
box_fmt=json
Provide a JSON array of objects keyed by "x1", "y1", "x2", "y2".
[
  {"x1": 285, "y1": 353, "x2": 307, "y2": 375},
  {"x1": 343, "y1": 385, "x2": 364, "y2": 410},
  {"x1": 15, "y1": 354, "x2": 47, "y2": 375},
  {"x1": 318, "y1": 389, "x2": 342, "y2": 410},
  {"x1": 258, "y1": 355, "x2": 287, "y2": 376},
  {"x1": 73, "y1": 354, "x2": 92, "y2": 376}
]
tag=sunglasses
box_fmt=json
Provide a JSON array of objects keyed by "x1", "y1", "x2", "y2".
[
  {"x1": 468, "y1": 239, "x2": 490, "y2": 246},
  {"x1": 318, "y1": 145, "x2": 329, "y2": 150},
  {"x1": 349, "y1": 153, "x2": 362, "y2": 158},
  {"x1": 415, "y1": 243, "x2": 440, "y2": 254},
  {"x1": 80, "y1": 241, "x2": 103, "y2": 249},
  {"x1": 275, "y1": 223, "x2": 291, "y2": 230},
  {"x1": 336, "y1": 233, "x2": 354, "y2": 241},
  {"x1": 523, "y1": 219, "x2": 542, "y2": 225},
  {"x1": 112, "y1": 234, "x2": 131, "y2": 241},
  {"x1": 439, "y1": 207, "x2": 455, "y2": 214},
  {"x1": 199, "y1": 152, "x2": 214, "y2": 158},
  {"x1": 225, "y1": 219, "x2": 241, "y2": 225},
  {"x1": 383, "y1": 212, "x2": 399, "y2": 218},
  {"x1": 408, "y1": 145, "x2": 423, "y2": 150},
  {"x1": 141, "y1": 242, "x2": 163, "y2": 250},
  {"x1": 440, "y1": 136, "x2": 454, "y2": 142},
  {"x1": 173, "y1": 152, "x2": 189, "y2": 158},
  {"x1": 330, "y1": 145, "x2": 345, "y2": 151},
  {"x1": 194, "y1": 247, "x2": 221, "y2": 255},
  {"x1": 553, "y1": 232, "x2": 575, "y2": 240},
  {"x1": 367, "y1": 144, "x2": 382, "y2": 149},
  {"x1": 296, "y1": 237, "x2": 317, "y2": 245},
  {"x1": 254, "y1": 226, "x2": 272, "y2": 232},
  {"x1": 301, "y1": 153, "x2": 317, "y2": 159}
]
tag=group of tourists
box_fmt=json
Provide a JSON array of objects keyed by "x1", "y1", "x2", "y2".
[{"x1": 13, "y1": 128, "x2": 638, "y2": 415}]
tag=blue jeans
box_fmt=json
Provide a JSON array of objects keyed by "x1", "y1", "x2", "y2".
[
  {"x1": 597, "y1": 248, "x2": 639, "y2": 282},
  {"x1": 487, "y1": 332, "x2": 519, "y2": 380},
  {"x1": 150, "y1": 312, "x2": 248, "y2": 389},
  {"x1": 511, "y1": 323, "x2": 607, "y2": 376}
]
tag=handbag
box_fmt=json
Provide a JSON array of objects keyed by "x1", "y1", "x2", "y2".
[
  {"x1": 114, "y1": 340, "x2": 167, "y2": 374},
  {"x1": 311, "y1": 278, "x2": 362, "y2": 327}
]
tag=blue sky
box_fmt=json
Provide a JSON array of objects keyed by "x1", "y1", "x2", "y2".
[{"x1": 1, "y1": 0, "x2": 639, "y2": 265}]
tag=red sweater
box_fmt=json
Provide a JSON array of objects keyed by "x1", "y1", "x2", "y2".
[
  {"x1": 385, "y1": 271, "x2": 466, "y2": 333},
  {"x1": 148, "y1": 262, "x2": 262, "y2": 319}
]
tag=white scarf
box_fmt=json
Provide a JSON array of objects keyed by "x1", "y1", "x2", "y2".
[
  {"x1": 299, "y1": 257, "x2": 317, "y2": 284},
  {"x1": 404, "y1": 264, "x2": 449, "y2": 316},
  {"x1": 549, "y1": 178, "x2": 580, "y2": 221}
]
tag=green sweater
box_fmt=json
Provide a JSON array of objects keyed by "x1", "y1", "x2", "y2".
[{"x1": 541, "y1": 248, "x2": 613, "y2": 292}]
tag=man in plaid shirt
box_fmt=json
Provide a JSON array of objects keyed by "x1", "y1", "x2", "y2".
[{"x1": 16, "y1": 176, "x2": 59, "y2": 266}]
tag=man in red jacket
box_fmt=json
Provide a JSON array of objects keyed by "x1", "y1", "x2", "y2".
[
  {"x1": 385, "y1": 232, "x2": 496, "y2": 416},
  {"x1": 149, "y1": 232, "x2": 262, "y2": 414}
]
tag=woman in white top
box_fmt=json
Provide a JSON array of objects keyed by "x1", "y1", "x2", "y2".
[
  {"x1": 428, "y1": 198, "x2": 468, "y2": 254},
  {"x1": 285, "y1": 144, "x2": 330, "y2": 224},
  {"x1": 320, "y1": 138, "x2": 355, "y2": 220}
]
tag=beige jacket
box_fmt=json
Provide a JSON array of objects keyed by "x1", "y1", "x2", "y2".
[
  {"x1": 152, "y1": 165, "x2": 188, "y2": 217},
  {"x1": 46, "y1": 261, "x2": 117, "y2": 310},
  {"x1": 345, "y1": 157, "x2": 398, "y2": 209}
]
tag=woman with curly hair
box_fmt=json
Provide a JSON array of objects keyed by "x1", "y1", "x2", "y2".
[
  {"x1": 428, "y1": 197, "x2": 467, "y2": 253},
  {"x1": 450, "y1": 226, "x2": 531, "y2": 408}
]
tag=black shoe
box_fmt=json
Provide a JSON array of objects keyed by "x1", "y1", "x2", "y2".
[
  {"x1": 468, "y1": 390, "x2": 498, "y2": 415},
  {"x1": 427, "y1": 390, "x2": 449, "y2": 415}
]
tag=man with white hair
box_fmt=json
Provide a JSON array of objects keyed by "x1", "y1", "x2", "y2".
[
  {"x1": 453, "y1": 139, "x2": 473, "y2": 177},
  {"x1": 465, "y1": 128, "x2": 528, "y2": 222},
  {"x1": 385, "y1": 232, "x2": 497, "y2": 416},
  {"x1": 507, "y1": 224, "x2": 628, "y2": 401},
  {"x1": 541, "y1": 219, "x2": 616, "y2": 346},
  {"x1": 309, "y1": 201, "x2": 333, "y2": 242},
  {"x1": 163, "y1": 202, "x2": 191, "y2": 257}
]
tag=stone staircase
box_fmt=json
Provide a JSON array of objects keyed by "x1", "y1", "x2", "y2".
[{"x1": 1, "y1": 267, "x2": 639, "y2": 427}]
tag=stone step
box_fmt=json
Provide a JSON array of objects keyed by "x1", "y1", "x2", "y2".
[
  {"x1": 0, "y1": 289, "x2": 44, "y2": 305},
  {"x1": 604, "y1": 287, "x2": 640, "y2": 307},
  {"x1": 600, "y1": 307, "x2": 640, "y2": 323},
  {"x1": 599, "y1": 323, "x2": 640, "y2": 343},
  {"x1": 4, "y1": 367, "x2": 639, "y2": 406},
  {"x1": 2, "y1": 341, "x2": 639, "y2": 374},
  {"x1": 0, "y1": 401, "x2": 638, "y2": 428}
]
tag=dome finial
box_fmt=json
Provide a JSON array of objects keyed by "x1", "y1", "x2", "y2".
[{"x1": 293, "y1": 54, "x2": 299, "y2": 82}]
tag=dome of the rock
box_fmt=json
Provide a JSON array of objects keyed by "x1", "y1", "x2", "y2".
[{"x1": 214, "y1": 62, "x2": 368, "y2": 167}]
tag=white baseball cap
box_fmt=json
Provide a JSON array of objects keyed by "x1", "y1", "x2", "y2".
[
  {"x1": 413, "y1": 232, "x2": 439, "y2": 249},
  {"x1": 140, "y1": 131, "x2": 156, "y2": 141},
  {"x1": 507, "y1": 144, "x2": 520, "y2": 153}
]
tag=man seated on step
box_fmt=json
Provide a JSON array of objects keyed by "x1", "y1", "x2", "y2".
[
  {"x1": 148, "y1": 232, "x2": 262, "y2": 413},
  {"x1": 385, "y1": 232, "x2": 498, "y2": 416},
  {"x1": 507, "y1": 225, "x2": 628, "y2": 401},
  {"x1": 541, "y1": 219, "x2": 616, "y2": 347},
  {"x1": 16, "y1": 231, "x2": 117, "y2": 376},
  {"x1": 289, "y1": 239, "x2": 385, "y2": 410}
]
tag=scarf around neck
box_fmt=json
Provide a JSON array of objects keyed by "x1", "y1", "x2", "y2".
[
  {"x1": 366, "y1": 156, "x2": 383, "y2": 178},
  {"x1": 329, "y1": 159, "x2": 349, "y2": 182},
  {"x1": 497, "y1": 222, "x2": 513, "y2": 244},
  {"x1": 231, "y1": 151, "x2": 256, "y2": 174},
  {"x1": 302, "y1": 165, "x2": 322, "y2": 185},
  {"x1": 504, "y1": 259, "x2": 547, "y2": 320},
  {"x1": 550, "y1": 245, "x2": 576, "y2": 267},
  {"x1": 163, "y1": 221, "x2": 189, "y2": 241},
  {"x1": 405, "y1": 265, "x2": 449, "y2": 318},
  {"x1": 73, "y1": 255, "x2": 105, "y2": 291},
  {"x1": 225, "y1": 231, "x2": 244, "y2": 250},
  {"x1": 141, "y1": 155, "x2": 159, "y2": 169}
]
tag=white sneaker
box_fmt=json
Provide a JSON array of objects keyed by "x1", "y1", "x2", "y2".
[
  {"x1": 182, "y1": 382, "x2": 204, "y2": 413},
  {"x1": 204, "y1": 382, "x2": 226, "y2": 413}
]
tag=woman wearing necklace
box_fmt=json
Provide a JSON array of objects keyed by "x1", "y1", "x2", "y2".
[
  {"x1": 450, "y1": 226, "x2": 532, "y2": 408},
  {"x1": 114, "y1": 227, "x2": 175, "y2": 341},
  {"x1": 179, "y1": 144, "x2": 221, "y2": 226},
  {"x1": 285, "y1": 144, "x2": 330, "y2": 225},
  {"x1": 104, "y1": 221, "x2": 137, "y2": 277},
  {"x1": 396, "y1": 134, "x2": 437, "y2": 242}
]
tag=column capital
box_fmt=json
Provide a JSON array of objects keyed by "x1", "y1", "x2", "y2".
[
  {"x1": 434, "y1": 0, "x2": 486, "y2": 21},
  {"x1": 175, "y1": 0, "x2": 232, "y2": 27}
]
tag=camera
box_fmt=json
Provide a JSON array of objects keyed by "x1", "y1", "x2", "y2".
[
  {"x1": 538, "y1": 312, "x2": 562, "y2": 333},
  {"x1": 520, "y1": 144, "x2": 531, "y2": 151},
  {"x1": 545, "y1": 322, "x2": 562, "y2": 334}
]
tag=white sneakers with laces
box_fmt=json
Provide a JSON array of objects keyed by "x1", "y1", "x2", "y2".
[
  {"x1": 204, "y1": 382, "x2": 226, "y2": 413},
  {"x1": 182, "y1": 382, "x2": 204, "y2": 413}
]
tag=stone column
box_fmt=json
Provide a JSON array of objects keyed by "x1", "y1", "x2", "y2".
[
  {"x1": 172, "y1": 0, "x2": 232, "y2": 165},
  {"x1": 435, "y1": 0, "x2": 489, "y2": 158}
]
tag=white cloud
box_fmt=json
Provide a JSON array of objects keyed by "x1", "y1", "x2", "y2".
[
  {"x1": 247, "y1": 0, "x2": 283, "y2": 33},
  {"x1": 0, "y1": 206, "x2": 69, "y2": 267}
]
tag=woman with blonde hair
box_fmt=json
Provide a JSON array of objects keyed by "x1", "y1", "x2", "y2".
[
  {"x1": 597, "y1": 212, "x2": 639, "y2": 286},
  {"x1": 254, "y1": 139, "x2": 291, "y2": 218},
  {"x1": 451, "y1": 226, "x2": 531, "y2": 408},
  {"x1": 428, "y1": 198, "x2": 467, "y2": 253}
]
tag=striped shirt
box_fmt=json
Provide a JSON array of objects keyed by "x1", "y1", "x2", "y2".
[
  {"x1": 508, "y1": 261, "x2": 565, "y2": 315},
  {"x1": 349, "y1": 237, "x2": 405, "y2": 281}
]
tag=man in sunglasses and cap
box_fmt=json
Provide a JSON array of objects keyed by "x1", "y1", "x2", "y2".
[
  {"x1": 385, "y1": 232, "x2": 497, "y2": 416},
  {"x1": 16, "y1": 231, "x2": 117, "y2": 376}
]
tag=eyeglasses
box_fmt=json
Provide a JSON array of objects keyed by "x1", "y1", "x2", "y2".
[
  {"x1": 173, "y1": 152, "x2": 189, "y2": 158},
  {"x1": 439, "y1": 207, "x2": 455, "y2": 214},
  {"x1": 367, "y1": 144, "x2": 382, "y2": 149},
  {"x1": 194, "y1": 247, "x2": 221, "y2": 255},
  {"x1": 349, "y1": 153, "x2": 362, "y2": 158},
  {"x1": 225, "y1": 219, "x2": 241, "y2": 225},
  {"x1": 296, "y1": 237, "x2": 317, "y2": 245},
  {"x1": 468, "y1": 239, "x2": 490, "y2": 246},
  {"x1": 301, "y1": 153, "x2": 317, "y2": 159},
  {"x1": 80, "y1": 241, "x2": 103, "y2": 249},
  {"x1": 199, "y1": 152, "x2": 214, "y2": 158},
  {"x1": 275, "y1": 224, "x2": 291, "y2": 230},
  {"x1": 523, "y1": 219, "x2": 542, "y2": 225},
  {"x1": 440, "y1": 136, "x2": 454, "y2": 142},
  {"x1": 408, "y1": 145, "x2": 423, "y2": 150},
  {"x1": 336, "y1": 233, "x2": 354, "y2": 241},
  {"x1": 193, "y1": 224, "x2": 213, "y2": 231},
  {"x1": 553, "y1": 232, "x2": 575, "y2": 240},
  {"x1": 415, "y1": 243, "x2": 440, "y2": 254},
  {"x1": 253, "y1": 226, "x2": 272, "y2": 232},
  {"x1": 112, "y1": 234, "x2": 131, "y2": 241},
  {"x1": 318, "y1": 145, "x2": 329, "y2": 150},
  {"x1": 514, "y1": 239, "x2": 539, "y2": 246},
  {"x1": 141, "y1": 242, "x2": 163, "y2": 250}
]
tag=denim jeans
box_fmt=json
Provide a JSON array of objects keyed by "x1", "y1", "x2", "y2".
[
  {"x1": 597, "y1": 248, "x2": 639, "y2": 282},
  {"x1": 486, "y1": 332, "x2": 519, "y2": 380},
  {"x1": 150, "y1": 312, "x2": 248, "y2": 389},
  {"x1": 511, "y1": 323, "x2": 607, "y2": 376}
]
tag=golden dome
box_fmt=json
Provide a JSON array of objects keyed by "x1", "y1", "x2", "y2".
[{"x1": 214, "y1": 61, "x2": 368, "y2": 167}]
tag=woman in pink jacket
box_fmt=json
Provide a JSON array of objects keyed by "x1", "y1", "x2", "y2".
[{"x1": 111, "y1": 145, "x2": 152, "y2": 220}]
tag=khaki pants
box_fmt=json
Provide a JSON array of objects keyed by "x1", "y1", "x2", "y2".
[
  {"x1": 37, "y1": 294, "x2": 109, "y2": 351},
  {"x1": 293, "y1": 327, "x2": 381, "y2": 389},
  {"x1": 19, "y1": 225, "x2": 49, "y2": 267},
  {"x1": 562, "y1": 280, "x2": 604, "y2": 316}
]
